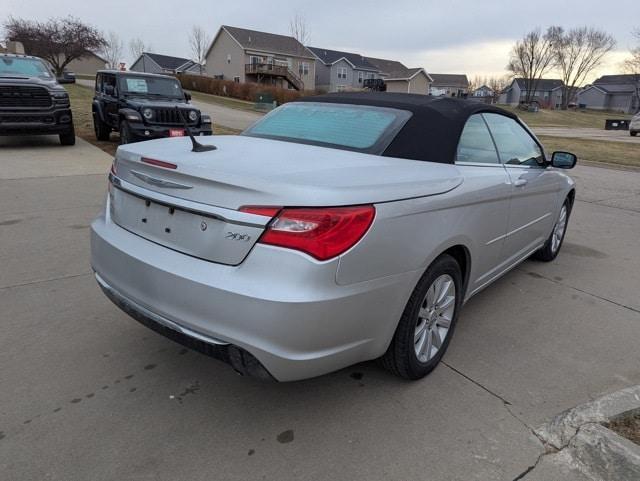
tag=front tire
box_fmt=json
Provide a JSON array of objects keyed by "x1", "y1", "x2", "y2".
[
  {"x1": 381, "y1": 254, "x2": 462, "y2": 380},
  {"x1": 119, "y1": 120, "x2": 133, "y2": 145},
  {"x1": 59, "y1": 124, "x2": 75, "y2": 146},
  {"x1": 532, "y1": 198, "x2": 570, "y2": 262},
  {"x1": 631, "y1": 131, "x2": 638, "y2": 137}
]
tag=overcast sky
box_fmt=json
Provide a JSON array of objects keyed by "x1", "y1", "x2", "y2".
[{"x1": 2, "y1": 0, "x2": 637, "y2": 81}]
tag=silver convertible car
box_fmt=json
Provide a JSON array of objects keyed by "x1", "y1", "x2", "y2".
[{"x1": 91, "y1": 93, "x2": 577, "y2": 381}]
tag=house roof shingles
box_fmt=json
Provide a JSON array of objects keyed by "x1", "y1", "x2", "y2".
[
  {"x1": 307, "y1": 47, "x2": 378, "y2": 71},
  {"x1": 144, "y1": 52, "x2": 194, "y2": 70},
  {"x1": 223, "y1": 25, "x2": 314, "y2": 58},
  {"x1": 430, "y1": 74, "x2": 469, "y2": 88},
  {"x1": 513, "y1": 78, "x2": 564, "y2": 91}
]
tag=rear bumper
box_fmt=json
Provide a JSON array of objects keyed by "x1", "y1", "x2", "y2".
[
  {"x1": 90, "y1": 205, "x2": 415, "y2": 381},
  {"x1": 0, "y1": 107, "x2": 73, "y2": 135}
]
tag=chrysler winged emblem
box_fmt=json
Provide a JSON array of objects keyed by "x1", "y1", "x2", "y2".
[{"x1": 131, "y1": 171, "x2": 193, "y2": 189}]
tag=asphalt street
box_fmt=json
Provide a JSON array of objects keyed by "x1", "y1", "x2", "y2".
[{"x1": 1, "y1": 135, "x2": 639, "y2": 481}]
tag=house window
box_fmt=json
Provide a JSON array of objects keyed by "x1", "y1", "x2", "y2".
[
  {"x1": 249, "y1": 56, "x2": 262, "y2": 65},
  {"x1": 358, "y1": 71, "x2": 364, "y2": 83},
  {"x1": 298, "y1": 62, "x2": 309, "y2": 76},
  {"x1": 367, "y1": 72, "x2": 375, "y2": 80},
  {"x1": 233, "y1": 76, "x2": 240, "y2": 83},
  {"x1": 227, "y1": 54, "x2": 231, "y2": 64},
  {"x1": 338, "y1": 67, "x2": 347, "y2": 79}
]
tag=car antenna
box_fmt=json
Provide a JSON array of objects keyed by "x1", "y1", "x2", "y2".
[{"x1": 175, "y1": 106, "x2": 216, "y2": 152}]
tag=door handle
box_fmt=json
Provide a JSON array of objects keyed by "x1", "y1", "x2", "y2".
[{"x1": 514, "y1": 179, "x2": 528, "y2": 187}]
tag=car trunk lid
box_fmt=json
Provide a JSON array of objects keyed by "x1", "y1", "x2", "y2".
[{"x1": 110, "y1": 135, "x2": 463, "y2": 265}]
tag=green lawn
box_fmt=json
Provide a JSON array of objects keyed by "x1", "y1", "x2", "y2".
[
  {"x1": 538, "y1": 135, "x2": 640, "y2": 168},
  {"x1": 186, "y1": 90, "x2": 260, "y2": 113},
  {"x1": 65, "y1": 83, "x2": 240, "y2": 157},
  {"x1": 500, "y1": 105, "x2": 631, "y2": 129}
]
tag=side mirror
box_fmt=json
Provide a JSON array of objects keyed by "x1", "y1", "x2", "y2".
[
  {"x1": 184, "y1": 92, "x2": 192, "y2": 102},
  {"x1": 551, "y1": 151, "x2": 577, "y2": 169},
  {"x1": 104, "y1": 85, "x2": 115, "y2": 96}
]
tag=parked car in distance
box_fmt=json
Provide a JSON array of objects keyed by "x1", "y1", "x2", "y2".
[
  {"x1": 0, "y1": 53, "x2": 75, "y2": 145},
  {"x1": 92, "y1": 70, "x2": 212, "y2": 145},
  {"x1": 91, "y1": 93, "x2": 577, "y2": 382},
  {"x1": 56, "y1": 69, "x2": 76, "y2": 84},
  {"x1": 630, "y1": 112, "x2": 640, "y2": 137}
]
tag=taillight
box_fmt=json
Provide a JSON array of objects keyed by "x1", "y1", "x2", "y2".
[{"x1": 257, "y1": 205, "x2": 375, "y2": 261}]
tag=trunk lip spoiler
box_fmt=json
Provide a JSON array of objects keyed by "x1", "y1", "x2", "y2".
[{"x1": 109, "y1": 173, "x2": 272, "y2": 227}]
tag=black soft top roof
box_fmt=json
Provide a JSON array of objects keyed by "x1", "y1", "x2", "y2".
[{"x1": 296, "y1": 92, "x2": 517, "y2": 164}]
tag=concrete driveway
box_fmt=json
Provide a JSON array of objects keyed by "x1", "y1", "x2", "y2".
[{"x1": 1, "y1": 137, "x2": 639, "y2": 481}]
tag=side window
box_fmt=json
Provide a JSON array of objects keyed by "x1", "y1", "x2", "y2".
[
  {"x1": 456, "y1": 114, "x2": 500, "y2": 164},
  {"x1": 483, "y1": 113, "x2": 544, "y2": 167},
  {"x1": 95, "y1": 73, "x2": 101, "y2": 93},
  {"x1": 103, "y1": 74, "x2": 117, "y2": 96}
]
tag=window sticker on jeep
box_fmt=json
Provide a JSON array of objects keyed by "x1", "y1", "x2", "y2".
[{"x1": 125, "y1": 78, "x2": 148, "y2": 93}]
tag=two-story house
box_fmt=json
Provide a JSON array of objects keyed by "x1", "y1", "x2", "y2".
[
  {"x1": 204, "y1": 26, "x2": 316, "y2": 91},
  {"x1": 498, "y1": 78, "x2": 564, "y2": 109},
  {"x1": 308, "y1": 47, "x2": 381, "y2": 92}
]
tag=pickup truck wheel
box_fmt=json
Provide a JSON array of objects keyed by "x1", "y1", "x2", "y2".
[
  {"x1": 94, "y1": 113, "x2": 110, "y2": 141},
  {"x1": 380, "y1": 254, "x2": 461, "y2": 380},
  {"x1": 59, "y1": 124, "x2": 76, "y2": 146},
  {"x1": 631, "y1": 131, "x2": 638, "y2": 137},
  {"x1": 119, "y1": 120, "x2": 133, "y2": 145},
  {"x1": 532, "y1": 198, "x2": 571, "y2": 262}
]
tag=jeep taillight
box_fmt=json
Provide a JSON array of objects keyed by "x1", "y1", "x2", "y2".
[{"x1": 244, "y1": 205, "x2": 375, "y2": 261}]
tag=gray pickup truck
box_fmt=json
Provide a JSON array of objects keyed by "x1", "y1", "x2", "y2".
[{"x1": 0, "y1": 53, "x2": 75, "y2": 145}]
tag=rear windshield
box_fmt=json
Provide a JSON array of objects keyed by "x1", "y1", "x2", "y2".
[
  {"x1": 0, "y1": 57, "x2": 52, "y2": 79},
  {"x1": 119, "y1": 76, "x2": 183, "y2": 98},
  {"x1": 243, "y1": 102, "x2": 412, "y2": 154}
]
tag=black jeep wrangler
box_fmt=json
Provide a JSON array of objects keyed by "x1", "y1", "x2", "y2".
[
  {"x1": 92, "y1": 70, "x2": 212, "y2": 144},
  {"x1": 0, "y1": 54, "x2": 75, "y2": 145}
]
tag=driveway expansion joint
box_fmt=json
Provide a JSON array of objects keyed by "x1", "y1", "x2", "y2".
[{"x1": 517, "y1": 267, "x2": 640, "y2": 315}]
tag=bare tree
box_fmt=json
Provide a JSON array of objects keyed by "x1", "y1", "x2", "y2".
[
  {"x1": 129, "y1": 37, "x2": 147, "y2": 60},
  {"x1": 3, "y1": 16, "x2": 105, "y2": 75},
  {"x1": 549, "y1": 26, "x2": 616, "y2": 109},
  {"x1": 189, "y1": 26, "x2": 210, "y2": 75},
  {"x1": 101, "y1": 31, "x2": 123, "y2": 70},
  {"x1": 507, "y1": 28, "x2": 556, "y2": 104},
  {"x1": 623, "y1": 28, "x2": 640, "y2": 111},
  {"x1": 289, "y1": 13, "x2": 310, "y2": 47}
]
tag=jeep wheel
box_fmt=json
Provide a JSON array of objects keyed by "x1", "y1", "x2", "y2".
[
  {"x1": 59, "y1": 124, "x2": 76, "y2": 146},
  {"x1": 119, "y1": 120, "x2": 133, "y2": 145},
  {"x1": 94, "y1": 113, "x2": 110, "y2": 141}
]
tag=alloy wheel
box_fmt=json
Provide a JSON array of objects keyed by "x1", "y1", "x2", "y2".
[
  {"x1": 414, "y1": 274, "x2": 456, "y2": 363},
  {"x1": 551, "y1": 205, "x2": 567, "y2": 253}
]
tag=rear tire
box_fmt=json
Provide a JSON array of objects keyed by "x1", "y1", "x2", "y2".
[
  {"x1": 94, "y1": 113, "x2": 110, "y2": 141},
  {"x1": 380, "y1": 254, "x2": 462, "y2": 380},
  {"x1": 59, "y1": 124, "x2": 75, "y2": 146},
  {"x1": 631, "y1": 131, "x2": 638, "y2": 137},
  {"x1": 532, "y1": 198, "x2": 571, "y2": 262}
]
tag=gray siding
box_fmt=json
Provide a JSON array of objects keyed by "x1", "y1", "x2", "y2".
[
  {"x1": 205, "y1": 29, "x2": 245, "y2": 82},
  {"x1": 577, "y1": 88, "x2": 608, "y2": 109},
  {"x1": 314, "y1": 62, "x2": 331, "y2": 91}
]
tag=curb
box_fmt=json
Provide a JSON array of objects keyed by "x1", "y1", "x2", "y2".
[{"x1": 535, "y1": 385, "x2": 640, "y2": 480}]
